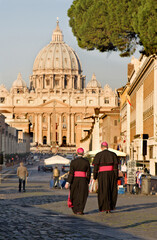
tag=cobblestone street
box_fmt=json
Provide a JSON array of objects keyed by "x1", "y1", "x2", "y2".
[{"x1": 0, "y1": 180, "x2": 157, "y2": 240}]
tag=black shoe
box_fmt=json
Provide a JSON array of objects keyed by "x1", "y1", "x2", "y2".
[
  {"x1": 76, "y1": 212, "x2": 84, "y2": 215},
  {"x1": 106, "y1": 210, "x2": 111, "y2": 214}
]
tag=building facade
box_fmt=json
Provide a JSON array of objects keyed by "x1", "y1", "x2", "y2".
[
  {"x1": 119, "y1": 55, "x2": 157, "y2": 175},
  {"x1": 0, "y1": 20, "x2": 118, "y2": 152},
  {"x1": 0, "y1": 113, "x2": 30, "y2": 165},
  {"x1": 100, "y1": 108, "x2": 121, "y2": 150}
]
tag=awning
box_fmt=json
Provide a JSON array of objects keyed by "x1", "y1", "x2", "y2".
[
  {"x1": 85, "y1": 148, "x2": 126, "y2": 157},
  {"x1": 44, "y1": 155, "x2": 71, "y2": 165}
]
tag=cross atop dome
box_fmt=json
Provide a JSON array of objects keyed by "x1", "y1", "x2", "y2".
[{"x1": 52, "y1": 17, "x2": 63, "y2": 42}]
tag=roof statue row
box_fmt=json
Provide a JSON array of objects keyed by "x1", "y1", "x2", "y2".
[{"x1": 0, "y1": 72, "x2": 113, "y2": 92}]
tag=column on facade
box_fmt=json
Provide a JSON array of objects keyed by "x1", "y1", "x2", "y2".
[
  {"x1": 47, "y1": 113, "x2": 51, "y2": 145},
  {"x1": 61, "y1": 75, "x2": 64, "y2": 89},
  {"x1": 34, "y1": 114, "x2": 38, "y2": 144},
  {"x1": 67, "y1": 113, "x2": 71, "y2": 145},
  {"x1": 92, "y1": 117, "x2": 100, "y2": 151},
  {"x1": 52, "y1": 112, "x2": 56, "y2": 144},
  {"x1": 5, "y1": 130, "x2": 8, "y2": 155},
  {"x1": 127, "y1": 102, "x2": 131, "y2": 155},
  {"x1": 2, "y1": 128, "x2": 6, "y2": 155},
  {"x1": 8, "y1": 132, "x2": 11, "y2": 154},
  {"x1": 58, "y1": 114, "x2": 62, "y2": 145},
  {"x1": 39, "y1": 113, "x2": 43, "y2": 145},
  {"x1": 72, "y1": 75, "x2": 74, "y2": 89},
  {"x1": 71, "y1": 113, "x2": 75, "y2": 144},
  {"x1": 154, "y1": 60, "x2": 157, "y2": 140}
]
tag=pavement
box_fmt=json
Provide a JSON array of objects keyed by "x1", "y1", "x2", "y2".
[{"x1": 0, "y1": 180, "x2": 157, "y2": 240}]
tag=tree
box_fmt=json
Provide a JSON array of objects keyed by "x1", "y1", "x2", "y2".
[{"x1": 68, "y1": 0, "x2": 157, "y2": 57}]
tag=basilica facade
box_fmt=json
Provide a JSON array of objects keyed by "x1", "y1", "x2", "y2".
[{"x1": 0, "y1": 21, "x2": 118, "y2": 151}]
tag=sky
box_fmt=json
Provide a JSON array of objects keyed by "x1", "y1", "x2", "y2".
[{"x1": 0, "y1": 0, "x2": 141, "y2": 90}]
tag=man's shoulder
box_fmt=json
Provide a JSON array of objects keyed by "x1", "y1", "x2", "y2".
[{"x1": 95, "y1": 151, "x2": 103, "y2": 157}]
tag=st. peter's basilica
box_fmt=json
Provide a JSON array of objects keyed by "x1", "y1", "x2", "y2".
[{"x1": 0, "y1": 20, "x2": 118, "y2": 151}]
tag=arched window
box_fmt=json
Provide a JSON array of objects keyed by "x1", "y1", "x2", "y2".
[{"x1": 62, "y1": 136, "x2": 66, "y2": 145}]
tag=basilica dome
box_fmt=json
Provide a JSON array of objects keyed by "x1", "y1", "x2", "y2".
[
  {"x1": 33, "y1": 20, "x2": 82, "y2": 74},
  {"x1": 86, "y1": 73, "x2": 102, "y2": 88},
  {"x1": 12, "y1": 73, "x2": 27, "y2": 88}
]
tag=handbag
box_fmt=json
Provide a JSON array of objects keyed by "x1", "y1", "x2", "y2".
[{"x1": 67, "y1": 191, "x2": 73, "y2": 208}]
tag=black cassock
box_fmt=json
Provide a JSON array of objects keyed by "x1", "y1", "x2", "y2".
[
  {"x1": 67, "y1": 157, "x2": 91, "y2": 214},
  {"x1": 92, "y1": 149, "x2": 118, "y2": 212}
]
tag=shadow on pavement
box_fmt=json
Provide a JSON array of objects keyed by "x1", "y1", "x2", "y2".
[{"x1": 116, "y1": 202, "x2": 157, "y2": 213}]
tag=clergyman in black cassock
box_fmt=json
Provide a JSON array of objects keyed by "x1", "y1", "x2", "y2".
[
  {"x1": 92, "y1": 142, "x2": 118, "y2": 213},
  {"x1": 66, "y1": 148, "x2": 91, "y2": 215}
]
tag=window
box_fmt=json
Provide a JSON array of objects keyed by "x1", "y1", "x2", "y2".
[
  {"x1": 0, "y1": 97, "x2": 5, "y2": 103},
  {"x1": 16, "y1": 99, "x2": 20, "y2": 104},
  {"x1": 64, "y1": 75, "x2": 67, "y2": 89},
  {"x1": 114, "y1": 136, "x2": 117, "y2": 143},
  {"x1": 74, "y1": 76, "x2": 77, "y2": 89},
  {"x1": 89, "y1": 100, "x2": 93, "y2": 104},
  {"x1": 46, "y1": 79, "x2": 50, "y2": 86},
  {"x1": 114, "y1": 120, "x2": 117, "y2": 126},
  {"x1": 92, "y1": 90, "x2": 96, "y2": 94},
  {"x1": 104, "y1": 97, "x2": 109, "y2": 104},
  {"x1": 76, "y1": 100, "x2": 81, "y2": 104},
  {"x1": 63, "y1": 100, "x2": 66, "y2": 103},
  {"x1": 43, "y1": 100, "x2": 46, "y2": 103},
  {"x1": 28, "y1": 100, "x2": 33, "y2": 104}
]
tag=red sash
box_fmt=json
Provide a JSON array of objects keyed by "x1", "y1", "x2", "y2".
[
  {"x1": 74, "y1": 171, "x2": 86, "y2": 177},
  {"x1": 67, "y1": 171, "x2": 86, "y2": 208},
  {"x1": 99, "y1": 166, "x2": 114, "y2": 172}
]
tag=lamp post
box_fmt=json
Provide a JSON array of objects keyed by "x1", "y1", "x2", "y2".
[{"x1": 92, "y1": 108, "x2": 100, "y2": 151}]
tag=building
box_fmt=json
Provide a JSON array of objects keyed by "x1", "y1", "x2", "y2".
[
  {"x1": 119, "y1": 55, "x2": 157, "y2": 175},
  {"x1": 100, "y1": 108, "x2": 121, "y2": 150},
  {"x1": 0, "y1": 20, "x2": 118, "y2": 152},
  {"x1": 0, "y1": 113, "x2": 30, "y2": 166}
]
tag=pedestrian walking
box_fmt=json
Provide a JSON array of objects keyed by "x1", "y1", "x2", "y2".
[
  {"x1": 92, "y1": 142, "x2": 118, "y2": 213},
  {"x1": 65, "y1": 148, "x2": 91, "y2": 215},
  {"x1": 53, "y1": 166, "x2": 60, "y2": 188},
  {"x1": 17, "y1": 162, "x2": 28, "y2": 192}
]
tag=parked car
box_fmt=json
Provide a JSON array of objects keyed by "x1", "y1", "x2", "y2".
[
  {"x1": 28, "y1": 161, "x2": 33, "y2": 165},
  {"x1": 62, "y1": 164, "x2": 70, "y2": 173},
  {"x1": 65, "y1": 154, "x2": 74, "y2": 160},
  {"x1": 43, "y1": 165, "x2": 53, "y2": 172}
]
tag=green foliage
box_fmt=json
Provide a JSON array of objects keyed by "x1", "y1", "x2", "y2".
[
  {"x1": 68, "y1": 0, "x2": 157, "y2": 57},
  {"x1": 133, "y1": 0, "x2": 157, "y2": 56}
]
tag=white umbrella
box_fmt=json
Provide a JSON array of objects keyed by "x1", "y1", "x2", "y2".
[{"x1": 44, "y1": 155, "x2": 71, "y2": 165}]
